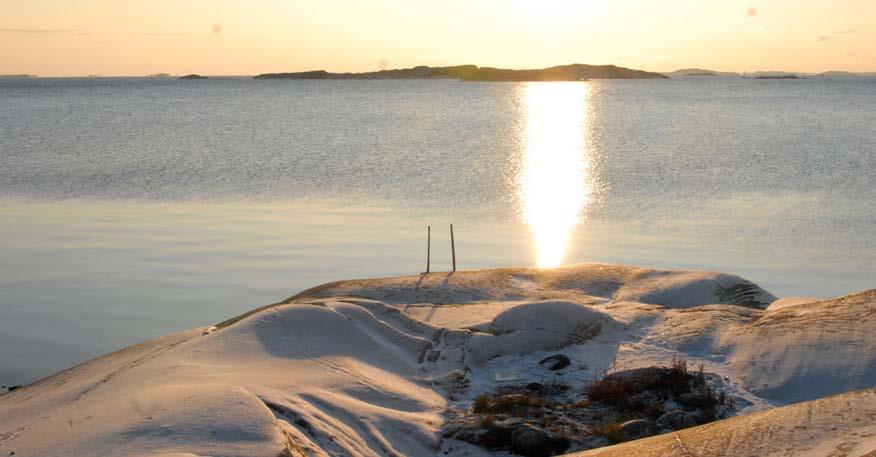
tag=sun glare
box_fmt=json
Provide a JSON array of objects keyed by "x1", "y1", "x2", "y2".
[{"x1": 518, "y1": 82, "x2": 594, "y2": 268}]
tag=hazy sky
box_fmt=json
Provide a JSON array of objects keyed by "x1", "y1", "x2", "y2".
[{"x1": 1, "y1": 0, "x2": 874, "y2": 76}]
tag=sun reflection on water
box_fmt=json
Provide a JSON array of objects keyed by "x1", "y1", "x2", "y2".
[{"x1": 518, "y1": 82, "x2": 595, "y2": 268}]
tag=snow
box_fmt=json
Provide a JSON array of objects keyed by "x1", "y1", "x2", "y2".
[
  {"x1": 0, "y1": 263, "x2": 873, "y2": 457},
  {"x1": 719, "y1": 290, "x2": 876, "y2": 403},
  {"x1": 767, "y1": 296, "x2": 820, "y2": 311}
]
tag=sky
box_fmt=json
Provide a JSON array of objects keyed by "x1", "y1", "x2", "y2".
[{"x1": 1, "y1": 0, "x2": 874, "y2": 76}]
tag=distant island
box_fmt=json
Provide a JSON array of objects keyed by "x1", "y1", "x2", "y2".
[
  {"x1": 663, "y1": 68, "x2": 741, "y2": 77},
  {"x1": 754, "y1": 75, "x2": 800, "y2": 80},
  {"x1": 816, "y1": 71, "x2": 876, "y2": 77},
  {"x1": 747, "y1": 71, "x2": 801, "y2": 78},
  {"x1": 0, "y1": 74, "x2": 37, "y2": 79},
  {"x1": 178, "y1": 74, "x2": 207, "y2": 80},
  {"x1": 663, "y1": 68, "x2": 876, "y2": 78},
  {"x1": 149, "y1": 73, "x2": 173, "y2": 78},
  {"x1": 255, "y1": 64, "x2": 667, "y2": 81}
]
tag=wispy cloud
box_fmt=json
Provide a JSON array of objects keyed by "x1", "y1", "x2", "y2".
[
  {"x1": 834, "y1": 29, "x2": 858, "y2": 35},
  {"x1": 817, "y1": 35, "x2": 830, "y2": 42},
  {"x1": 0, "y1": 28, "x2": 86, "y2": 35}
]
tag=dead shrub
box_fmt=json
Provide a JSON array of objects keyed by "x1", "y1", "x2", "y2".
[{"x1": 472, "y1": 393, "x2": 553, "y2": 418}]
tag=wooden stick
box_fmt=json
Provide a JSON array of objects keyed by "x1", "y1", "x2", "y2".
[
  {"x1": 426, "y1": 225, "x2": 431, "y2": 274},
  {"x1": 450, "y1": 224, "x2": 456, "y2": 272}
]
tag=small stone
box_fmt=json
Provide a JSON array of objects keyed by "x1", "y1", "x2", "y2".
[
  {"x1": 538, "y1": 354, "x2": 571, "y2": 371},
  {"x1": 525, "y1": 382, "x2": 544, "y2": 392}
]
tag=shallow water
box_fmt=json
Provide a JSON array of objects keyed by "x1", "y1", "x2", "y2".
[{"x1": 1, "y1": 76, "x2": 874, "y2": 384}]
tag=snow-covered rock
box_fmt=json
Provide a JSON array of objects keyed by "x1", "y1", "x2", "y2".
[
  {"x1": 719, "y1": 290, "x2": 876, "y2": 403},
  {"x1": 614, "y1": 271, "x2": 775, "y2": 309},
  {"x1": 0, "y1": 263, "x2": 871, "y2": 457},
  {"x1": 465, "y1": 300, "x2": 607, "y2": 366},
  {"x1": 767, "y1": 296, "x2": 820, "y2": 311}
]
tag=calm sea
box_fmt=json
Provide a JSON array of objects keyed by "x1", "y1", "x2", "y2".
[{"x1": 1, "y1": 76, "x2": 874, "y2": 385}]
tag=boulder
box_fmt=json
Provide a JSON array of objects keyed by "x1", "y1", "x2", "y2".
[
  {"x1": 511, "y1": 424, "x2": 554, "y2": 457},
  {"x1": 467, "y1": 301, "x2": 606, "y2": 365},
  {"x1": 615, "y1": 272, "x2": 776, "y2": 309},
  {"x1": 490, "y1": 301, "x2": 603, "y2": 339},
  {"x1": 627, "y1": 390, "x2": 662, "y2": 409},
  {"x1": 478, "y1": 416, "x2": 521, "y2": 450},
  {"x1": 656, "y1": 409, "x2": 698, "y2": 430},
  {"x1": 618, "y1": 419, "x2": 660, "y2": 441},
  {"x1": 539, "y1": 354, "x2": 571, "y2": 370},
  {"x1": 677, "y1": 392, "x2": 713, "y2": 409}
]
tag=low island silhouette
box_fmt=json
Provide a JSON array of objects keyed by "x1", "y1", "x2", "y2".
[{"x1": 254, "y1": 63, "x2": 668, "y2": 81}]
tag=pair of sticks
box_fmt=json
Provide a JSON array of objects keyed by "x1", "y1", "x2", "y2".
[{"x1": 424, "y1": 224, "x2": 456, "y2": 274}]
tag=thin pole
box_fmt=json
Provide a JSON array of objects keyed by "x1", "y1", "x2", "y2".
[
  {"x1": 425, "y1": 225, "x2": 431, "y2": 274},
  {"x1": 450, "y1": 224, "x2": 456, "y2": 272}
]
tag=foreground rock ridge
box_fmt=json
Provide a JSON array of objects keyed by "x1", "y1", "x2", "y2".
[
  {"x1": 0, "y1": 263, "x2": 873, "y2": 457},
  {"x1": 254, "y1": 64, "x2": 668, "y2": 81}
]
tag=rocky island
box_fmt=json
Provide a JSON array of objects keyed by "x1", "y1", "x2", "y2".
[
  {"x1": 1, "y1": 263, "x2": 873, "y2": 457},
  {"x1": 178, "y1": 74, "x2": 207, "y2": 80},
  {"x1": 255, "y1": 64, "x2": 667, "y2": 81},
  {"x1": 754, "y1": 75, "x2": 801, "y2": 80},
  {"x1": 662, "y1": 68, "x2": 741, "y2": 77}
]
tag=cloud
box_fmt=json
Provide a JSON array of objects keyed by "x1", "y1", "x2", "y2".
[
  {"x1": 0, "y1": 28, "x2": 85, "y2": 35},
  {"x1": 746, "y1": 7, "x2": 757, "y2": 18},
  {"x1": 834, "y1": 29, "x2": 858, "y2": 35},
  {"x1": 817, "y1": 35, "x2": 830, "y2": 42},
  {"x1": 212, "y1": 24, "x2": 223, "y2": 34}
]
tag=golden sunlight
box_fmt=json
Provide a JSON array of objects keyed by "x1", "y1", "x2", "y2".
[
  {"x1": 507, "y1": 0, "x2": 589, "y2": 28},
  {"x1": 518, "y1": 82, "x2": 593, "y2": 268}
]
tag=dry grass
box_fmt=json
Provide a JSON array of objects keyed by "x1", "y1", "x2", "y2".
[
  {"x1": 472, "y1": 393, "x2": 554, "y2": 417},
  {"x1": 585, "y1": 358, "x2": 729, "y2": 420}
]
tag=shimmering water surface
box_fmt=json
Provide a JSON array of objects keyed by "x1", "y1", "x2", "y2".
[{"x1": 1, "y1": 76, "x2": 874, "y2": 384}]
